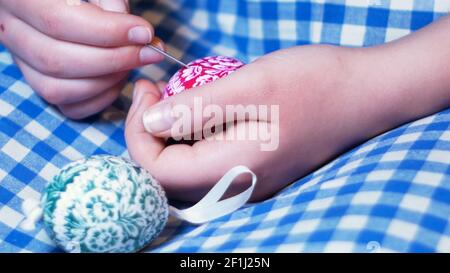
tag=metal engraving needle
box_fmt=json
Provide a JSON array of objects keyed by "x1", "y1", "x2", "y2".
[{"x1": 147, "y1": 44, "x2": 189, "y2": 69}]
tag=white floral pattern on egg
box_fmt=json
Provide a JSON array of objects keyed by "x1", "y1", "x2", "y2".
[
  {"x1": 41, "y1": 155, "x2": 169, "y2": 253},
  {"x1": 164, "y1": 56, "x2": 245, "y2": 98}
]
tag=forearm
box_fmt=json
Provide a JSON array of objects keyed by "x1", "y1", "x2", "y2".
[
  {"x1": 368, "y1": 14, "x2": 450, "y2": 123},
  {"x1": 343, "y1": 14, "x2": 450, "y2": 142},
  {"x1": 390, "y1": 14, "x2": 450, "y2": 98}
]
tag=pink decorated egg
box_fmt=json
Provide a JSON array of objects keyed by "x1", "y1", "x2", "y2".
[{"x1": 164, "y1": 56, "x2": 245, "y2": 98}]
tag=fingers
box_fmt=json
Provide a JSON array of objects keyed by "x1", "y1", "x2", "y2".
[
  {"x1": 125, "y1": 80, "x2": 262, "y2": 202},
  {"x1": 2, "y1": 0, "x2": 153, "y2": 47},
  {"x1": 58, "y1": 82, "x2": 124, "y2": 120},
  {"x1": 125, "y1": 79, "x2": 166, "y2": 163},
  {"x1": 142, "y1": 63, "x2": 268, "y2": 138},
  {"x1": 0, "y1": 11, "x2": 163, "y2": 78},
  {"x1": 153, "y1": 128, "x2": 262, "y2": 201},
  {"x1": 14, "y1": 56, "x2": 128, "y2": 105}
]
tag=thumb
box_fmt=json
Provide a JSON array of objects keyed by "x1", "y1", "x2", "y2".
[
  {"x1": 126, "y1": 79, "x2": 162, "y2": 131},
  {"x1": 89, "y1": 0, "x2": 130, "y2": 13},
  {"x1": 125, "y1": 80, "x2": 165, "y2": 164},
  {"x1": 142, "y1": 64, "x2": 266, "y2": 138}
]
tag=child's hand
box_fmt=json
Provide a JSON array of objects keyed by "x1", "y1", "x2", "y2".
[
  {"x1": 126, "y1": 14, "x2": 450, "y2": 202},
  {"x1": 125, "y1": 45, "x2": 372, "y2": 202},
  {"x1": 0, "y1": 0, "x2": 164, "y2": 119}
]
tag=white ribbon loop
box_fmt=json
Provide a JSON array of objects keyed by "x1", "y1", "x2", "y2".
[{"x1": 169, "y1": 165, "x2": 257, "y2": 224}]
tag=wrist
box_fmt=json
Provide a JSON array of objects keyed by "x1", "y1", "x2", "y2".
[{"x1": 365, "y1": 16, "x2": 450, "y2": 115}]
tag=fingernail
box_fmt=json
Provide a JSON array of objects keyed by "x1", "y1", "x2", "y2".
[
  {"x1": 140, "y1": 47, "x2": 162, "y2": 64},
  {"x1": 99, "y1": 0, "x2": 128, "y2": 12},
  {"x1": 143, "y1": 103, "x2": 175, "y2": 134},
  {"x1": 128, "y1": 26, "x2": 152, "y2": 44}
]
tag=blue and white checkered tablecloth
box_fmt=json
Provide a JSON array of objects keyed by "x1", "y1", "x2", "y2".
[{"x1": 1, "y1": 0, "x2": 450, "y2": 253}]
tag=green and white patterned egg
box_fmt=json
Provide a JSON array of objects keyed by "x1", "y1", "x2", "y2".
[{"x1": 41, "y1": 155, "x2": 169, "y2": 253}]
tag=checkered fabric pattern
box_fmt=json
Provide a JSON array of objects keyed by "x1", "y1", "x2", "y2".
[{"x1": 1, "y1": 0, "x2": 450, "y2": 253}]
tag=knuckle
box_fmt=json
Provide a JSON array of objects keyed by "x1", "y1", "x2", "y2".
[
  {"x1": 109, "y1": 48, "x2": 129, "y2": 73},
  {"x1": 35, "y1": 50, "x2": 65, "y2": 77},
  {"x1": 38, "y1": 7, "x2": 63, "y2": 37},
  {"x1": 246, "y1": 61, "x2": 273, "y2": 99},
  {"x1": 97, "y1": 21, "x2": 120, "y2": 46},
  {"x1": 37, "y1": 79, "x2": 65, "y2": 105}
]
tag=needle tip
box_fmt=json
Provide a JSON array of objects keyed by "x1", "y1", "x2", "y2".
[{"x1": 147, "y1": 44, "x2": 189, "y2": 69}]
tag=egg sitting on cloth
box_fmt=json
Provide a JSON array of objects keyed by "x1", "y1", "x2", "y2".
[
  {"x1": 164, "y1": 55, "x2": 245, "y2": 98},
  {"x1": 38, "y1": 155, "x2": 169, "y2": 253}
]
